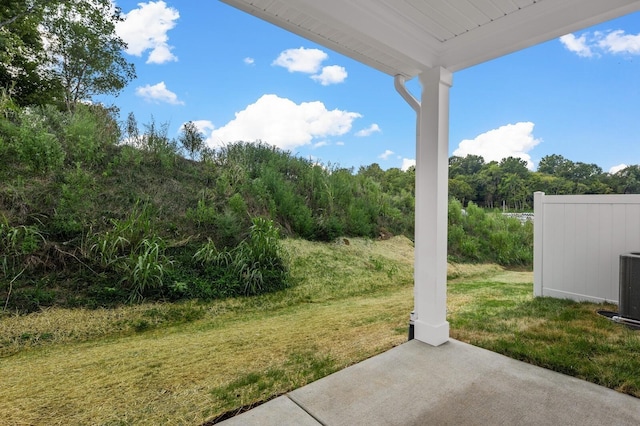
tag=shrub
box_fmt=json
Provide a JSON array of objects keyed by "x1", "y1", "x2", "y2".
[
  {"x1": 117, "y1": 145, "x2": 143, "y2": 167},
  {"x1": 122, "y1": 237, "x2": 171, "y2": 302},
  {"x1": 447, "y1": 199, "x2": 533, "y2": 266},
  {"x1": 346, "y1": 199, "x2": 376, "y2": 237},
  {"x1": 87, "y1": 202, "x2": 172, "y2": 302},
  {"x1": 0, "y1": 217, "x2": 46, "y2": 274},
  {"x1": 215, "y1": 209, "x2": 246, "y2": 249},
  {"x1": 141, "y1": 117, "x2": 178, "y2": 169},
  {"x1": 447, "y1": 223, "x2": 465, "y2": 254},
  {"x1": 313, "y1": 215, "x2": 344, "y2": 241},
  {"x1": 186, "y1": 197, "x2": 217, "y2": 228},
  {"x1": 228, "y1": 193, "x2": 248, "y2": 217},
  {"x1": 13, "y1": 110, "x2": 65, "y2": 174},
  {"x1": 52, "y1": 164, "x2": 96, "y2": 237},
  {"x1": 236, "y1": 217, "x2": 290, "y2": 295},
  {"x1": 62, "y1": 105, "x2": 106, "y2": 167},
  {"x1": 193, "y1": 217, "x2": 290, "y2": 297}
]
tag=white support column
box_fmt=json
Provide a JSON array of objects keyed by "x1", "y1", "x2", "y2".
[{"x1": 413, "y1": 67, "x2": 452, "y2": 346}]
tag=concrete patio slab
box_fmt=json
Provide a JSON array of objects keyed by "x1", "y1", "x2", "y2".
[
  {"x1": 218, "y1": 395, "x2": 320, "y2": 426},
  {"x1": 218, "y1": 339, "x2": 640, "y2": 425}
]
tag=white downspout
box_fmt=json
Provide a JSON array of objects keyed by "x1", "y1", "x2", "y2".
[
  {"x1": 394, "y1": 74, "x2": 420, "y2": 340},
  {"x1": 394, "y1": 75, "x2": 420, "y2": 113}
]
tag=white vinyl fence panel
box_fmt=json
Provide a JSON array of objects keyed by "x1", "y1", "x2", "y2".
[{"x1": 534, "y1": 192, "x2": 640, "y2": 304}]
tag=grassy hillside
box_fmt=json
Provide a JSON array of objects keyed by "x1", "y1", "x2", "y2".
[{"x1": 1, "y1": 104, "x2": 532, "y2": 312}]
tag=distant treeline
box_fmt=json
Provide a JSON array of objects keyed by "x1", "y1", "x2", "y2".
[{"x1": 449, "y1": 154, "x2": 640, "y2": 210}]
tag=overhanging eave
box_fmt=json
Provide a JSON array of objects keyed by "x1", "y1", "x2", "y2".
[{"x1": 221, "y1": 0, "x2": 640, "y2": 77}]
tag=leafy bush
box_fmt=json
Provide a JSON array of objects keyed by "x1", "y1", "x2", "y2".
[
  {"x1": 448, "y1": 198, "x2": 533, "y2": 266},
  {"x1": 216, "y1": 209, "x2": 246, "y2": 249},
  {"x1": 347, "y1": 203, "x2": 375, "y2": 237},
  {"x1": 62, "y1": 105, "x2": 106, "y2": 167},
  {"x1": 122, "y1": 237, "x2": 171, "y2": 302},
  {"x1": 193, "y1": 217, "x2": 290, "y2": 297},
  {"x1": 52, "y1": 164, "x2": 96, "y2": 237},
  {"x1": 0, "y1": 217, "x2": 49, "y2": 311},
  {"x1": 13, "y1": 110, "x2": 65, "y2": 174},
  {"x1": 236, "y1": 217, "x2": 290, "y2": 295},
  {"x1": 117, "y1": 145, "x2": 143, "y2": 168},
  {"x1": 141, "y1": 116, "x2": 178, "y2": 169},
  {"x1": 186, "y1": 196, "x2": 217, "y2": 228},
  {"x1": 228, "y1": 193, "x2": 248, "y2": 217},
  {"x1": 313, "y1": 215, "x2": 344, "y2": 241},
  {"x1": 87, "y1": 202, "x2": 172, "y2": 302},
  {"x1": 0, "y1": 217, "x2": 46, "y2": 274}
]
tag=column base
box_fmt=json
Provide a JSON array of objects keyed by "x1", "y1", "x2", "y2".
[{"x1": 413, "y1": 319, "x2": 449, "y2": 346}]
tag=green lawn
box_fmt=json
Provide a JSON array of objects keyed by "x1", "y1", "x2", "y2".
[
  {"x1": 448, "y1": 272, "x2": 640, "y2": 394},
  {"x1": 1, "y1": 236, "x2": 639, "y2": 425}
]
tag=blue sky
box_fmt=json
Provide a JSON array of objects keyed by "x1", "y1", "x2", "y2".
[{"x1": 102, "y1": 1, "x2": 640, "y2": 173}]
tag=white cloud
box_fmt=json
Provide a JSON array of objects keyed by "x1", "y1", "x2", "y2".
[
  {"x1": 273, "y1": 47, "x2": 327, "y2": 73},
  {"x1": 207, "y1": 94, "x2": 361, "y2": 150},
  {"x1": 379, "y1": 150, "x2": 394, "y2": 160},
  {"x1": 610, "y1": 163, "x2": 628, "y2": 174},
  {"x1": 355, "y1": 123, "x2": 382, "y2": 137},
  {"x1": 244, "y1": 57, "x2": 255, "y2": 65},
  {"x1": 453, "y1": 122, "x2": 541, "y2": 170},
  {"x1": 311, "y1": 65, "x2": 348, "y2": 85},
  {"x1": 135, "y1": 82, "x2": 184, "y2": 105},
  {"x1": 273, "y1": 47, "x2": 347, "y2": 85},
  {"x1": 401, "y1": 158, "x2": 415, "y2": 171},
  {"x1": 599, "y1": 30, "x2": 640, "y2": 55},
  {"x1": 336, "y1": 141, "x2": 345, "y2": 146},
  {"x1": 117, "y1": 1, "x2": 179, "y2": 64},
  {"x1": 559, "y1": 34, "x2": 593, "y2": 57},
  {"x1": 561, "y1": 30, "x2": 640, "y2": 57},
  {"x1": 313, "y1": 141, "x2": 329, "y2": 149}
]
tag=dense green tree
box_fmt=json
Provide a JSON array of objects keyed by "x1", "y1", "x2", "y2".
[
  {"x1": 611, "y1": 165, "x2": 640, "y2": 194},
  {"x1": 40, "y1": 0, "x2": 135, "y2": 111},
  {"x1": 381, "y1": 167, "x2": 414, "y2": 195},
  {"x1": 476, "y1": 162, "x2": 501, "y2": 208},
  {"x1": 498, "y1": 173, "x2": 529, "y2": 210},
  {"x1": 571, "y1": 162, "x2": 603, "y2": 181},
  {"x1": 1, "y1": 0, "x2": 134, "y2": 109},
  {"x1": 538, "y1": 154, "x2": 572, "y2": 175},
  {"x1": 586, "y1": 180, "x2": 612, "y2": 194},
  {"x1": 446, "y1": 153, "x2": 634, "y2": 209},
  {"x1": 499, "y1": 156, "x2": 529, "y2": 178},
  {"x1": 449, "y1": 177, "x2": 474, "y2": 205},
  {"x1": 530, "y1": 173, "x2": 573, "y2": 195},
  {"x1": 538, "y1": 155, "x2": 606, "y2": 194},
  {"x1": 357, "y1": 163, "x2": 385, "y2": 182},
  {"x1": 449, "y1": 154, "x2": 484, "y2": 178},
  {"x1": 0, "y1": 1, "x2": 60, "y2": 29},
  {"x1": 0, "y1": 0, "x2": 62, "y2": 106}
]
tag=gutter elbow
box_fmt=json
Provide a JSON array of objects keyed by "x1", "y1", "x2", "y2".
[{"x1": 394, "y1": 74, "x2": 420, "y2": 113}]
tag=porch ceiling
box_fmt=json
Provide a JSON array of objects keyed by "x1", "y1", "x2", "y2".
[{"x1": 220, "y1": 0, "x2": 640, "y2": 77}]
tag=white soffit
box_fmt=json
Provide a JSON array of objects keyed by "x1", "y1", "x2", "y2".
[{"x1": 220, "y1": 0, "x2": 640, "y2": 77}]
